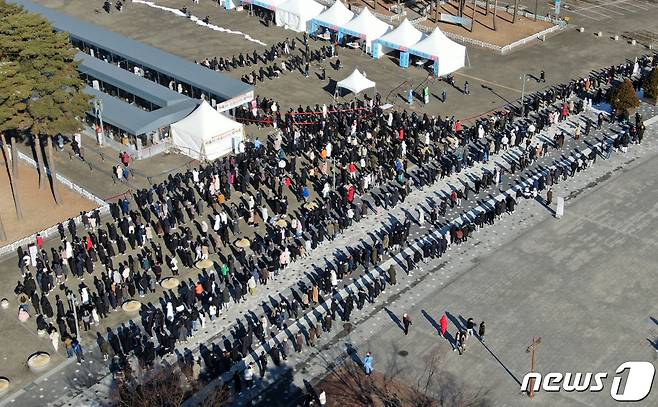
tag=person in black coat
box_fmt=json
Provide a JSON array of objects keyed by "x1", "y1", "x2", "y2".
[
  {"x1": 31, "y1": 291, "x2": 41, "y2": 315},
  {"x1": 41, "y1": 293, "x2": 54, "y2": 319}
]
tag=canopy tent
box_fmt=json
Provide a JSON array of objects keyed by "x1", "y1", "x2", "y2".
[
  {"x1": 240, "y1": 0, "x2": 285, "y2": 11},
  {"x1": 336, "y1": 69, "x2": 376, "y2": 95},
  {"x1": 310, "y1": 0, "x2": 354, "y2": 35},
  {"x1": 373, "y1": 18, "x2": 425, "y2": 67},
  {"x1": 338, "y1": 7, "x2": 391, "y2": 54},
  {"x1": 275, "y1": 0, "x2": 325, "y2": 32},
  {"x1": 409, "y1": 27, "x2": 466, "y2": 77},
  {"x1": 171, "y1": 101, "x2": 245, "y2": 161}
]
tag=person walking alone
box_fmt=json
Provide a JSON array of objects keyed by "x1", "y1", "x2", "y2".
[
  {"x1": 478, "y1": 321, "x2": 486, "y2": 343},
  {"x1": 439, "y1": 313, "x2": 448, "y2": 338},
  {"x1": 546, "y1": 188, "x2": 553, "y2": 206},
  {"x1": 402, "y1": 313, "x2": 412, "y2": 335},
  {"x1": 363, "y1": 352, "x2": 374, "y2": 375}
]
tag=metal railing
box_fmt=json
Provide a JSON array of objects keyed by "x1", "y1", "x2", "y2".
[
  {"x1": 414, "y1": 10, "x2": 566, "y2": 54},
  {"x1": 500, "y1": 24, "x2": 564, "y2": 54},
  {"x1": 135, "y1": 141, "x2": 172, "y2": 160}
]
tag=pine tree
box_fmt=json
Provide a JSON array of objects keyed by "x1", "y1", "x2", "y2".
[
  {"x1": 644, "y1": 68, "x2": 658, "y2": 101},
  {"x1": 0, "y1": 50, "x2": 31, "y2": 220},
  {"x1": 609, "y1": 79, "x2": 640, "y2": 116},
  {"x1": 0, "y1": 0, "x2": 91, "y2": 204}
]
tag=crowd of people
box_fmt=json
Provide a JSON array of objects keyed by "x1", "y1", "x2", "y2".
[
  {"x1": 8, "y1": 53, "x2": 655, "y2": 405},
  {"x1": 197, "y1": 34, "x2": 338, "y2": 86}
]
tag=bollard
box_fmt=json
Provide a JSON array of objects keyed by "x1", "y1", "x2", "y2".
[{"x1": 578, "y1": 27, "x2": 585, "y2": 33}]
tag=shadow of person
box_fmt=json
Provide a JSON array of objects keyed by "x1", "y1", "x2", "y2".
[
  {"x1": 345, "y1": 343, "x2": 362, "y2": 366},
  {"x1": 384, "y1": 307, "x2": 404, "y2": 331},
  {"x1": 421, "y1": 309, "x2": 440, "y2": 334}
]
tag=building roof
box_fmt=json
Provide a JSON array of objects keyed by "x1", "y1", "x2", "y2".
[
  {"x1": 77, "y1": 52, "x2": 189, "y2": 108},
  {"x1": 13, "y1": 0, "x2": 253, "y2": 102},
  {"x1": 84, "y1": 87, "x2": 198, "y2": 136}
]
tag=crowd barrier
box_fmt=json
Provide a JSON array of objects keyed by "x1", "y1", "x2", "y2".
[{"x1": 0, "y1": 152, "x2": 110, "y2": 257}]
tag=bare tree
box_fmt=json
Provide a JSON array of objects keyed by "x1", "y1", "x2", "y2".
[
  {"x1": 512, "y1": 0, "x2": 519, "y2": 23},
  {"x1": 322, "y1": 356, "x2": 377, "y2": 405},
  {"x1": 111, "y1": 367, "x2": 187, "y2": 407},
  {"x1": 407, "y1": 352, "x2": 442, "y2": 407},
  {"x1": 470, "y1": 0, "x2": 477, "y2": 32},
  {"x1": 493, "y1": 0, "x2": 498, "y2": 31},
  {"x1": 109, "y1": 361, "x2": 231, "y2": 407},
  {"x1": 317, "y1": 345, "x2": 489, "y2": 407}
]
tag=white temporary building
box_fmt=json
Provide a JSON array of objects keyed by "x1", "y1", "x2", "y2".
[
  {"x1": 339, "y1": 7, "x2": 391, "y2": 53},
  {"x1": 376, "y1": 18, "x2": 425, "y2": 52},
  {"x1": 313, "y1": 0, "x2": 354, "y2": 28},
  {"x1": 275, "y1": 0, "x2": 325, "y2": 32},
  {"x1": 409, "y1": 27, "x2": 466, "y2": 76},
  {"x1": 171, "y1": 101, "x2": 245, "y2": 161},
  {"x1": 336, "y1": 69, "x2": 376, "y2": 95}
]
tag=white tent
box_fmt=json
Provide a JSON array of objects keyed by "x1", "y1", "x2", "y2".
[
  {"x1": 314, "y1": 0, "x2": 354, "y2": 28},
  {"x1": 275, "y1": 0, "x2": 325, "y2": 32},
  {"x1": 409, "y1": 27, "x2": 466, "y2": 76},
  {"x1": 171, "y1": 101, "x2": 245, "y2": 161},
  {"x1": 377, "y1": 18, "x2": 425, "y2": 50},
  {"x1": 242, "y1": 0, "x2": 286, "y2": 9},
  {"x1": 336, "y1": 69, "x2": 376, "y2": 94},
  {"x1": 339, "y1": 7, "x2": 391, "y2": 52}
]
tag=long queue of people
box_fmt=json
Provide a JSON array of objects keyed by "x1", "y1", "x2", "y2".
[
  {"x1": 9, "y1": 54, "x2": 655, "y2": 402},
  {"x1": 197, "y1": 34, "x2": 337, "y2": 86}
]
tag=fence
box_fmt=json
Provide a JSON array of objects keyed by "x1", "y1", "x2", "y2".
[
  {"x1": 349, "y1": 3, "x2": 402, "y2": 23},
  {"x1": 81, "y1": 127, "x2": 172, "y2": 161},
  {"x1": 135, "y1": 140, "x2": 172, "y2": 160},
  {"x1": 499, "y1": 24, "x2": 564, "y2": 54},
  {"x1": 413, "y1": 11, "x2": 566, "y2": 53},
  {"x1": 0, "y1": 152, "x2": 110, "y2": 257}
]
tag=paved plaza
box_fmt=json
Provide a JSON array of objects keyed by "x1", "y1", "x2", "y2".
[
  {"x1": 29, "y1": 0, "x2": 657, "y2": 118},
  {"x1": 241, "y1": 119, "x2": 658, "y2": 407},
  {"x1": 1, "y1": 1, "x2": 657, "y2": 406}
]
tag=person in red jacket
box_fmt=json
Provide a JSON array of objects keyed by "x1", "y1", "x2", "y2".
[
  {"x1": 439, "y1": 313, "x2": 448, "y2": 338},
  {"x1": 36, "y1": 233, "x2": 44, "y2": 250},
  {"x1": 347, "y1": 185, "x2": 356, "y2": 203}
]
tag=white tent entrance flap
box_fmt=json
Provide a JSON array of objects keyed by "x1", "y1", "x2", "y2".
[
  {"x1": 275, "y1": 0, "x2": 325, "y2": 32},
  {"x1": 373, "y1": 18, "x2": 425, "y2": 68},
  {"x1": 338, "y1": 7, "x2": 391, "y2": 54},
  {"x1": 171, "y1": 101, "x2": 245, "y2": 161},
  {"x1": 336, "y1": 69, "x2": 375, "y2": 96},
  {"x1": 312, "y1": 0, "x2": 353, "y2": 33},
  {"x1": 409, "y1": 27, "x2": 466, "y2": 77}
]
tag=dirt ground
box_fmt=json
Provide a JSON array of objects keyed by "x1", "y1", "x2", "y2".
[
  {"x1": 346, "y1": 0, "x2": 554, "y2": 47},
  {"x1": 420, "y1": 2, "x2": 555, "y2": 47},
  {"x1": 0, "y1": 160, "x2": 98, "y2": 244}
]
